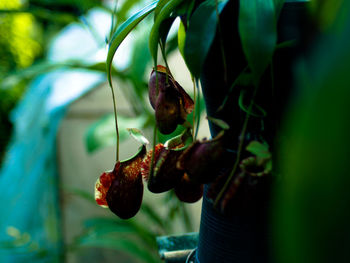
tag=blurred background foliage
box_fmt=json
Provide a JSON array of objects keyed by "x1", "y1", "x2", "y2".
[
  {"x1": 0, "y1": 0, "x2": 41, "y2": 163},
  {"x1": 0, "y1": 0, "x2": 196, "y2": 262},
  {"x1": 275, "y1": 1, "x2": 350, "y2": 263},
  {"x1": 2, "y1": 0, "x2": 350, "y2": 262}
]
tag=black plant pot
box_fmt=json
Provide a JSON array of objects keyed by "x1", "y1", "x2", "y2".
[{"x1": 196, "y1": 1, "x2": 313, "y2": 263}]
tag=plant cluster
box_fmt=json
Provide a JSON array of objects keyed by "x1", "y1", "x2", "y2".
[{"x1": 94, "y1": 0, "x2": 282, "y2": 219}]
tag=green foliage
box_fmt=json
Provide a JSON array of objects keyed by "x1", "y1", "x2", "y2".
[
  {"x1": 107, "y1": 1, "x2": 158, "y2": 89},
  {"x1": 75, "y1": 214, "x2": 163, "y2": 262},
  {"x1": 238, "y1": 0, "x2": 278, "y2": 83},
  {"x1": 154, "y1": 0, "x2": 173, "y2": 20},
  {"x1": 69, "y1": 188, "x2": 194, "y2": 263},
  {"x1": 276, "y1": 2, "x2": 350, "y2": 263},
  {"x1": 183, "y1": 0, "x2": 229, "y2": 78},
  {"x1": 149, "y1": 0, "x2": 184, "y2": 66}
]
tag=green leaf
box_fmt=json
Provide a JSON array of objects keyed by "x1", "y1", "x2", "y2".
[
  {"x1": 158, "y1": 17, "x2": 176, "y2": 47},
  {"x1": 184, "y1": 0, "x2": 229, "y2": 78},
  {"x1": 154, "y1": 0, "x2": 172, "y2": 20},
  {"x1": 107, "y1": 1, "x2": 158, "y2": 87},
  {"x1": 117, "y1": 0, "x2": 146, "y2": 22},
  {"x1": 246, "y1": 141, "x2": 271, "y2": 159},
  {"x1": 276, "y1": 8, "x2": 350, "y2": 262},
  {"x1": 239, "y1": 0, "x2": 277, "y2": 83},
  {"x1": 85, "y1": 114, "x2": 147, "y2": 153},
  {"x1": 149, "y1": 0, "x2": 185, "y2": 65},
  {"x1": 127, "y1": 128, "x2": 149, "y2": 145},
  {"x1": 207, "y1": 116, "x2": 230, "y2": 130}
]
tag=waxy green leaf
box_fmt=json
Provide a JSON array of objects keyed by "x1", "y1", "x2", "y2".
[
  {"x1": 184, "y1": 0, "x2": 229, "y2": 78},
  {"x1": 107, "y1": 1, "x2": 158, "y2": 87},
  {"x1": 239, "y1": 0, "x2": 277, "y2": 83},
  {"x1": 154, "y1": 0, "x2": 172, "y2": 20},
  {"x1": 149, "y1": 0, "x2": 185, "y2": 65}
]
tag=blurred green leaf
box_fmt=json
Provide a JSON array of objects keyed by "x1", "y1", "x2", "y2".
[
  {"x1": 0, "y1": 7, "x2": 79, "y2": 24},
  {"x1": 276, "y1": 3, "x2": 350, "y2": 263},
  {"x1": 66, "y1": 188, "x2": 95, "y2": 204},
  {"x1": 0, "y1": 61, "x2": 125, "y2": 90},
  {"x1": 80, "y1": 217, "x2": 158, "y2": 254},
  {"x1": 107, "y1": 1, "x2": 158, "y2": 88},
  {"x1": 239, "y1": 0, "x2": 277, "y2": 83},
  {"x1": 274, "y1": 0, "x2": 285, "y2": 17},
  {"x1": 140, "y1": 203, "x2": 168, "y2": 232},
  {"x1": 116, "y1": 0, "x2": 147, "y2": 24},
  {"x1": 77, "y1": 235, "x2": 159, "y2": 263},
  {"x1": 83, "y1": 218, "x2": 155, "y2": 241},
  {"x1": 184, "y1": 0, "x2": 229, "y2": 78},
  {"x1": 149, "y1": 0, "x2": 185, "y2": 65},
  {"x1": 310, "y1": 0, "x2": 345, "y2": 31},
  {"x1": 85, "y1": 114, "x2": 148, "y2": 153}
]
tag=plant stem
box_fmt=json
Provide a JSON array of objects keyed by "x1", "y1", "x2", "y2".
[
  {"x1": 191, "y1": 75, "x2": 196, "y2": 139},
  {"x1": 110, "y1": 81, "x2": 120, "y2": 162},
  {"x1": 194, "y1": 79, "x2": 201, "y2": 140},
  {"x1": 149, "y1": 124, "x2": 158, "y2": 183},
  {"x1": 214, "y1": 83, "x2": 259, "y2": 208}
]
